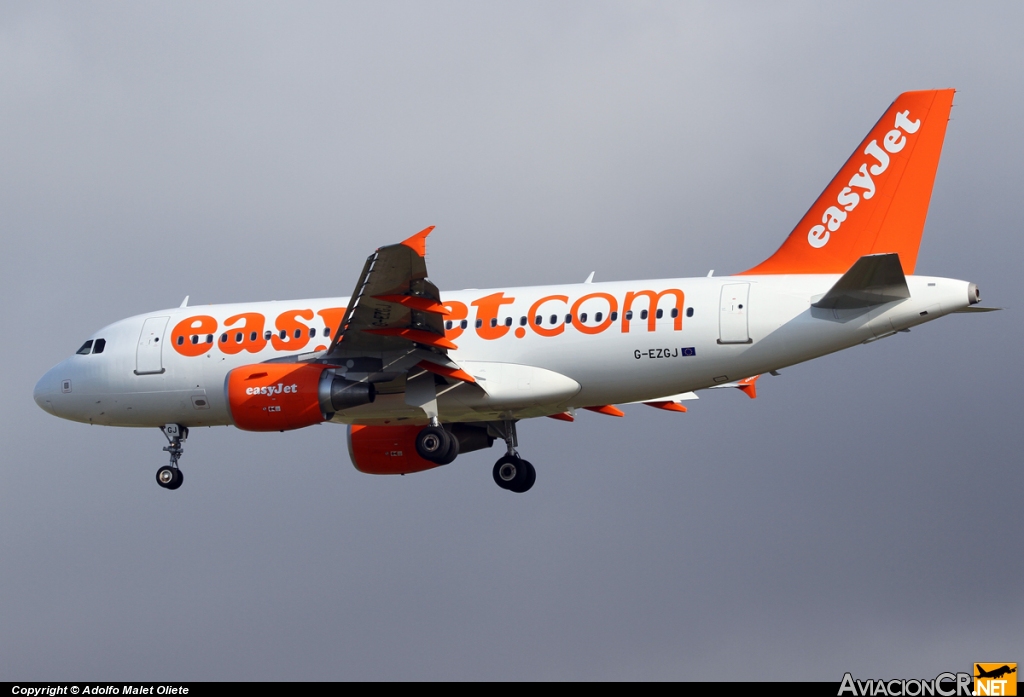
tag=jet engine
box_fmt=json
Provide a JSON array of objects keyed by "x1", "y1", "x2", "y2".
[
  {"x1": 348, "y1": 423, "x2": 495, "y2": 474},
  {"x1": 227, "y1": 363, "x2": 374, "y2": 432},
  {"x1": 347, "y1": 424, "x2": 442, "y2": 475}
]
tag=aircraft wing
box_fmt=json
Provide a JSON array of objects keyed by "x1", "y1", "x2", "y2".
[{"x1": 323, "y1": 226, "x2": 456, "y2": 357}]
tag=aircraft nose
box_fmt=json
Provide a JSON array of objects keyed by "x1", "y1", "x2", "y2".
[{"x1": 34, "y1": 365, "x2": 60, "y2": 414}]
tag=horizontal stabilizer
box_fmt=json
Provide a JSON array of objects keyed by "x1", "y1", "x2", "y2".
[{"x1": 812, "y1": 253, "x2": 909, "y2": 310}]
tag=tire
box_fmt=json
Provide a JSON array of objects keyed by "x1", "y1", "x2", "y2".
[
  {"x1": 493, "y1": 454, "x2": 524, "y2": 491},
  {"x1": 416, "y1": 426, "x2": 450, "y2": 462},
  {"x1": 167, "y1": 468, "x2": 184, "y2": 490},
  {"x1": 434, "y1": 430, "x2": 460, "y2": 465},
  {"x1": 506, "y1": 459, "x2": 534, "y2": 494},
  {"x1": 518, "y1": 460, "x2": 536, "y2": 493},
  {"x1": 156, "y1": 466, "x2": 175, "y2": 489}
]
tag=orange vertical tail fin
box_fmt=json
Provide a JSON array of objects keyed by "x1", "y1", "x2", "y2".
[{"x1": 742, "y1": 89, "x2": 955, "y2": 276}]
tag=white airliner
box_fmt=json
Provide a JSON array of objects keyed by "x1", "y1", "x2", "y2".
[{"x1": 34, "y1": 89, "x2": 993, "y2": 493}]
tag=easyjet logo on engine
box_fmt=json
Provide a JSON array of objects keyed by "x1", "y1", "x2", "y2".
[
  {"x1": 246, "y1": 383, "x2": 300, "y2": 396},
  {"x1": 807, "y1": 109, "x2": 921, "y2": 249}
]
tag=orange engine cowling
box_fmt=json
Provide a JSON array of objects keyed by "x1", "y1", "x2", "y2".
[
  {"x1": 227, "y1": 363, "x2": 375, "y2": 432},
  {"x1": 347, "y1": 424, "x2": 442, "y2": 475},
  {"x1": 347, "y1": 423, "x2": 496, "y2": 474}
]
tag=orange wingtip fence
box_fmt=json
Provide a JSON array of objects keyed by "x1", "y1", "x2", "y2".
[{"x1": 399, "y1": 226, "x2": 435, "y2": 257}]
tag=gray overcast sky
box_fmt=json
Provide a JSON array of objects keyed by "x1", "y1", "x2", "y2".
[{"x1": 1, "y1": 1, "x2": 1021, "y2": 680}]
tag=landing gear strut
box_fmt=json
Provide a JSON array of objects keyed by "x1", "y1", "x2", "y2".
[
  {"x1": 156, "y1": 423, "x2": 187, "y2": 490},
  {"x1": 491, "y1": 419, "x2": 535, "y2": 493}
]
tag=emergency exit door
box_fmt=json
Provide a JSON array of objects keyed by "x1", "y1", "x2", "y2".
[{"x1": 719, "y1": 283, "x2": 751, "y2": 344}]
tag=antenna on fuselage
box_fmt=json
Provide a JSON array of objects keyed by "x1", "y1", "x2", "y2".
[
  {"x1": 584, "y1": 272, "x2": 595, "y2": 284},
  {"x1": 179, "y1": 295, "x2": 189, "y2": 308}
]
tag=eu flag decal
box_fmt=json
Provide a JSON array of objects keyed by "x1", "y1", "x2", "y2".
[{"x1": 681, "y1": 347, "x2": 696, "y2": 357}]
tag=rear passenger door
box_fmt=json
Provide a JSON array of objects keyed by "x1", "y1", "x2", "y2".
[{"x1": 718, "y1": 284, "x2": 751, "y2": 344}]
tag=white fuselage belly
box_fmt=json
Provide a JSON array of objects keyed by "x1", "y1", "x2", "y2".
[{"x1": 34, "y1": 274, "x2": 972, "y2": 428}]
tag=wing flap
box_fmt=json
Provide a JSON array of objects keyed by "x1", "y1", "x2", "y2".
[{"x1": 325, "y1": 226, "x2": 452, "y2": 356}]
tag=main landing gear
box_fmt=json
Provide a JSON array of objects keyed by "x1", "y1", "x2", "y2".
[
  {"x1": 412, "y1": 418, "x2": 536, "y2": 493},
  {"x1": 156, "y1": 423, "x2": 187, "y2": 490},
  {"x1": 491, "y1": 419, "x2": 535, "y2": 494},
  {"x1": 415, "y1": 420, "x2": 460, "y2": 465}
]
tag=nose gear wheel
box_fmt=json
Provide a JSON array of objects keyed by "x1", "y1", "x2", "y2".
[
  {"x1": 156, "y1": 465, "x2": 183, "y2": 490},
  {"x1": 156, "y1": 424, "x2": 187, "y2": 490}
]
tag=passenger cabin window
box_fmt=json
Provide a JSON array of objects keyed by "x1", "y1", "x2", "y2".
[
  {"x1": 264, "y1": 331, "x2": 272, "y2": 340},
  {"x1": 177, "y1": 336, "x2": 184, "y2": 346},
  {"x1": 324, "y1": 327, "x2": 331, "y2": 337},
  {"x1": 520, "y1": 316, "x2": 527, "y2": 326},
  {"x1": 191, "y1": 335, "x2": 199, "y2": 345},
  {"x1": 656, "y1": 309, "x2": 663, "y2": 319},
  {"x1": 595, "y1": 312, "x2": 603, "y2": 322},
  {"x1": 293, "y1": 328, "x2": 302, "y2": 339},
  {"x1": 535, "y1": 315, "x2": 542, "y2": 325},
  {"x1": 686, "y1": 307, "x2": 694, "y2": 317},
  {"x1": 640, "y1": 310, "x2": 648, "y2": 320},
  {"x1": 77, "y1": 340, "x2": 94, "y2": 355},
  {"x1": 625, "y1": 311, "x2": 633, "y2": 320},
  {"x1": 220, "y1": 333, "x2": 228, "y2": 343},
  {"x1": 445, "y1": 320, "x2": 453, "y2": 330},
  {"x1": 504, "y1": 317, "x2": 512, "y2": 327},
  {"x1": 490, "y1": 318, "x2": 497, "y2": 328},
  {"x1": 280, "y1": 330, "x2": 287, "y2": 340},
  {"x1": 309, "y1": 328, "x2": 316, "y2": 338},
  {"x1": 611, "y1": 311, "x2": 618, "y2": 321},
  {"x1": 580, "y1": 313, "x2": 588, "y2": 323},
  {"x1": 206, "y1": 334, "x2": 213, "y2": 344},
  {"x1": 549, "y1": 314, "x2": 557, "y2": 325},
  {"x1": 250, "y1": 332, "x2": 257, "y2": 341},
  {"x1": 236, "y1": 332, "x2": 243, "y2": 343},
  {"x1": 671, "y1": 308, "x2": 678, "y2": 318},
  {"x1": 460, "y1": 320, "x2": 468, "y2": 330},
  {"x1": 475, "y1": 319, "x2": 483, "y2": 328},
  {"x1": 565, "y1": 314, "x2": 572, "y2": 324}
]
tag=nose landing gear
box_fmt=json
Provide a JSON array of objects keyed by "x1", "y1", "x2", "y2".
[
  {"x1": 156, "y1": 423, "x2": 187, "y2": 490},
  {"x1": 491, "y1": 419, "x2": 535, "y2": 493}
]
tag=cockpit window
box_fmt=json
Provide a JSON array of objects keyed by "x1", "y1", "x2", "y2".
[
  {"x1": 92, "y1": 338, "x2": 106, "y2": 354},
  {"x1": 77, "y1": 340, "x2": 94, "y2": 355}
]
